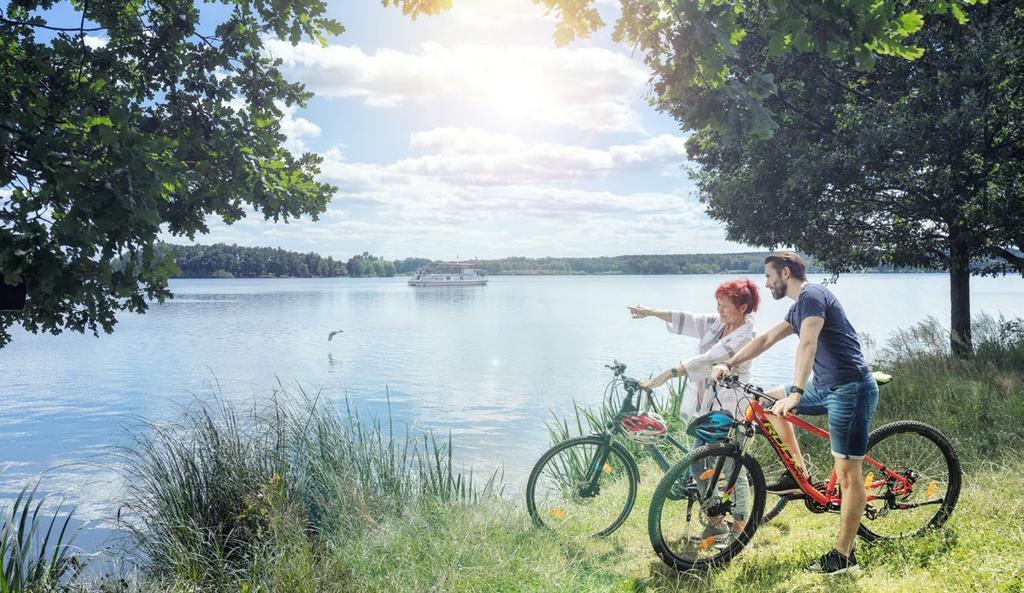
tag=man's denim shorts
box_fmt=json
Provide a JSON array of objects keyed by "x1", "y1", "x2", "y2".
[{"x1": 785, "y1": 373, "x2": 879, "y2": 459}]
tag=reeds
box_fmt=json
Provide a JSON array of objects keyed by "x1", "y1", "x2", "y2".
[
  {"x1": 117, "y1": 385, "x2": 500, "y2": 586},
  {"x1": 0, "y1": 481, "x2": 78, "y2": 593}
]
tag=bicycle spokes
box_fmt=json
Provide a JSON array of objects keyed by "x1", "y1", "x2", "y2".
[
  {"x1": 654, "y1": 448, "x2": 759, "y2": 565},
  {"x1": 528, "y1": 438, "x2": 637, "y2": 537},
  {"x1": 860, "y1": 423, "x2": 961, "y2": 540}
]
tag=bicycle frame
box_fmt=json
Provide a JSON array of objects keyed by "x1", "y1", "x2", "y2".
[
  {"x1": 742, "y1": 392, "x2": 919, "y2": 512},
  {"x1": 580, "y1": 368, "x2": 690, "y2": 494}
]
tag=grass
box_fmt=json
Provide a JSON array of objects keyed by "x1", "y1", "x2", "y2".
[
  {"x1": 0, "y1": 482, "x2": 78, "y2": 593},
  {"x1": 14, "y1": 315, "x2": 1024, "y2": 592}
]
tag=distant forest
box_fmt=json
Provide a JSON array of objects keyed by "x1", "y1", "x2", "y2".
[
  {"x1": 161, "y1": 243, "x2": 348, "y2": 278},
  {"x1": 161, "y1": 243, "x2": 934, "y2": 279}
]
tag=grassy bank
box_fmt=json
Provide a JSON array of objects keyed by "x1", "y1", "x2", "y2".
[{"x1": 5, "y1": 317, "x2": 1024, "y2": 592}]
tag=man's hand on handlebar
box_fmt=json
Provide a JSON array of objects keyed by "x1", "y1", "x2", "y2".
[{"x1": 770, "y1": 392, "x2": 801, "y2": 417}]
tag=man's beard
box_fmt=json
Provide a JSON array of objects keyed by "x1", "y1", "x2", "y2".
[{"x1": 771, "y1": 284, "x2": 786, "y2": 300}]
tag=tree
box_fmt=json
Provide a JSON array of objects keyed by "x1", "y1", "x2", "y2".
[
  {"x1": 540, "y1": 0, "x2": 983, "y2": 138},
  {"x1": 0, "y1": 0, "x2": 444, "y2": 347},
  {"x1": 346, "y1": 252, "x2": 394, "y2": 278},
  {"x1": 683, "y1": 1, "x2": 1024, "y2": 356}
]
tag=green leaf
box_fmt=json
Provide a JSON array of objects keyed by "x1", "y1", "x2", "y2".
[
  {"x1": 84, "y1": 115, "x2": 113, "y2": 129},
  {"x1": 768, "y1": 33, "x2": 791, "y2": 56},
  {"x1": 950, "y1": 4, "x2": 968, "y2": 24},
  {"x1": 897, "y1": 11, "x2": 925, "y2": 35}
]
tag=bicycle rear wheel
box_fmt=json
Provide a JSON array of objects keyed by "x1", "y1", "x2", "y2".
[
  {"x1": 526, "y1": 435, "x2": 639, "y2": 537},
  {"x1": 858, "y1": 420, "x2": 962, "y2": 542},
  {"x1": 648, "y1": 443, "x2": 765, "y2": 571}
]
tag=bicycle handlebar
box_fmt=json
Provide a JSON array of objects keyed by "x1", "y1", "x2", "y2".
[
  {"x1": 715, "y1": 374, "x2": 779, "y2": 403},
  {"x1": 604, "y1": 360, "x2": 654, "y2": 399},
  {"x1": 605, "y1": 360, "x2": 627, "y2": 376}
]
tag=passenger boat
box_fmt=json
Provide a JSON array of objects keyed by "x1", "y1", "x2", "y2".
[{"x1": 408, "y1": 262, "x2": 488, "y2": 286}]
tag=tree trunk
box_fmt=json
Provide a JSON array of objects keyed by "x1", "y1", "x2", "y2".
[{"x1": 949, "y1": 235, "x2": 973, "y2": 358}]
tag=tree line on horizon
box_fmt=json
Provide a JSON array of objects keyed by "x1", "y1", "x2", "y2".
[{"x1": 158, "y1": 243, "x2": 957, "y2": 279}]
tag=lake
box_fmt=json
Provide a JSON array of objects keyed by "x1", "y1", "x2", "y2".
[{"x1": 1, "y1": 273, "x2": 1021, "y2": 542}]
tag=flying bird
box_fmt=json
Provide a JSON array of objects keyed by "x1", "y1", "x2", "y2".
[{"x1": 328, "y1": 330, "x2": 343, "y2": 341}]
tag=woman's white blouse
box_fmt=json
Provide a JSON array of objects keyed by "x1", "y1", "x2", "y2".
[{"x1": 666, "y1": 311, "x2": 757, "y2": 419}]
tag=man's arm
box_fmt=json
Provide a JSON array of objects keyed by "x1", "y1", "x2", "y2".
[
  {"x1": 773, "y1": 316, "x2": 823, "y2": 417},
  {"x1": 792, "y1": 317, "x2": 823, "y2": 390},
  {"x1": 713, "y1": 320, "x2": 794, "y2": 377}
]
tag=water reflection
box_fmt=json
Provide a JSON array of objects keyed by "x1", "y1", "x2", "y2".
[{"x1": 412, "y1": 285, "x2": 486, "y2": 306}]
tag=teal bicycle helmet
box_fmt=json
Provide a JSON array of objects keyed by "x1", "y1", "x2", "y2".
[{"x1": 685, "y1": 410, "x2": 735, "y2": 443}]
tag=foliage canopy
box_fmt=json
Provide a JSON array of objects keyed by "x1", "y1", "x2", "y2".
[
  {"x1": 0, "y1": 0, "x2": 437, "y2": 346},
  {"x1": 683, "y1": 1, "x2": 1024, "y2": 353}
]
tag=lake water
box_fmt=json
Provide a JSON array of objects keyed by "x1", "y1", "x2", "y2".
[{"x1": 1, "y1": 273, "x2": 1021, "y2": 543}]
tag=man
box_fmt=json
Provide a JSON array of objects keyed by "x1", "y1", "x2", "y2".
[{"x1": 711, "y1": 251, "x2": 878, "y2": 575}]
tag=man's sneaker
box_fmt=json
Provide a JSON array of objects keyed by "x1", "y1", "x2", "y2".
[
  {"x1": 805, "y1": 548, "x2": 860, "y2": 575},
  {"x1": 765, "y1": 471, "x2": 803, "y2": 495}
]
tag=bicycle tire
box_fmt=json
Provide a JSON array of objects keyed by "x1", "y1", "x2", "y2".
[
  {"x1": 857, "y1": 420, "x2": 962, "y2": 542},
  {"x1": 526, "y1": 435, "x2": 639, "y2": 538},
  {"x1": 648, "y1": 443, "x2": 766, "y2": 571}
]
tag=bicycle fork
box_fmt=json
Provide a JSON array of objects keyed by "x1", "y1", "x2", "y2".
[{"x1": 580, "y1": 436, "x2": 615, "y2": 497}]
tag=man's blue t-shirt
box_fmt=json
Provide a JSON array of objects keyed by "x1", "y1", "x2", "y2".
[{"x1": 785, "y1": 283, "x2": 869, "y2": 389}]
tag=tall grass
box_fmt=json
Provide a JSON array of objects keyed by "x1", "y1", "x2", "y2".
[
  {"x1": 873, "y1": 314, "x2": 1024, "y2": 463},
  {"x1": 117, "y1": 385, "x2": 500, "y2": 587},
  {"x1": 0, "y1": 481, "x2": 79, "y2": 592}
]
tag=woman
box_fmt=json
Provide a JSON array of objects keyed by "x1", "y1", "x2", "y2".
[
  {"x1": 630, "y1": 278, "x2": 760, "y2": 418},
  {"x1": 628, "y1": 278, "x2": 761, "y2": 542}
]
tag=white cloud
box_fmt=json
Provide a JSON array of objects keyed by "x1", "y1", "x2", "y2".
[
  {"x1": 324, "y1": 129, "x2": 687, "y2": 186},
  {"x1": 279, "y1": 105, "x2": 321, "y2": 154},
  {"x1": 228, "y1": 140, "x2": 725, "y2": 257},
  {"x1": 83, "y1": 35, "x2": 108, "y2": 49},
  {"x1": 263, "y1": 40, "x2": 648, "y2": 132},
  {"x1": 192, "y1": 139, "x2": 735, "y2": 259},
  {"x1": 410, "y1": 128, "x2": 528, "y2": 153}
]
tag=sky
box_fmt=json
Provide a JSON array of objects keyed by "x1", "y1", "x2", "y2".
[{"x1": 84, "y1": 0, "x2": 755, "y2": 260}]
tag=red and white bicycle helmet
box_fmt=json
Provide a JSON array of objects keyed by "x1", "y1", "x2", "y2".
[{"x1": 619, "y1": 411, "x2": 668, "y2": 444}]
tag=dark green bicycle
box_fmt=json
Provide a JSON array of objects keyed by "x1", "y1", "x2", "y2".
[{"x1": 525, "y1": 361, "x2": 789, "y2": 538}]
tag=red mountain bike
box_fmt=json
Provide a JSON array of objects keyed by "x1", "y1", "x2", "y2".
[{"x1": 647, "y1": 374, "x2": 962, "y2": 571}]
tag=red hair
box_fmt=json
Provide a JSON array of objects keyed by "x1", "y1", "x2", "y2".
[{"x1": 715, "y1": 278, "x2": 760, "y2": 314}]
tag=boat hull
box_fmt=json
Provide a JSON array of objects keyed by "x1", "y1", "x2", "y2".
[{"x1": 408, "y1": 279, "x2": 489, "y2": 286}]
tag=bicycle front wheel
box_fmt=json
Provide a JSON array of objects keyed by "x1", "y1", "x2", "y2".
[
  {"x1": 648, "y1": 443, "x2": 766, "y2": 571},
  {"x1": 526, "y1": 435, "x2": 639, "y2": 538},
  {"x1": 858, "y1": 420, "x2": 962, "y2": 542}
]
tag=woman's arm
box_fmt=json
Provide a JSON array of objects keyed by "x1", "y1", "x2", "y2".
[
  {"x1": 639, "y1": 363, "x2": 686, "y2": 389},
  {"x1": 627, "y1": 305, "x2": 672, "y2": 322}
]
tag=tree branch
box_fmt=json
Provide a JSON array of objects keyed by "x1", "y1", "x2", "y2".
[
  {"x1": 0, "y1": 15, "x2": 106, "y2": 33},
  {"x1": 992, "y1": 246, "x2": 1024, "y2": 271}
]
